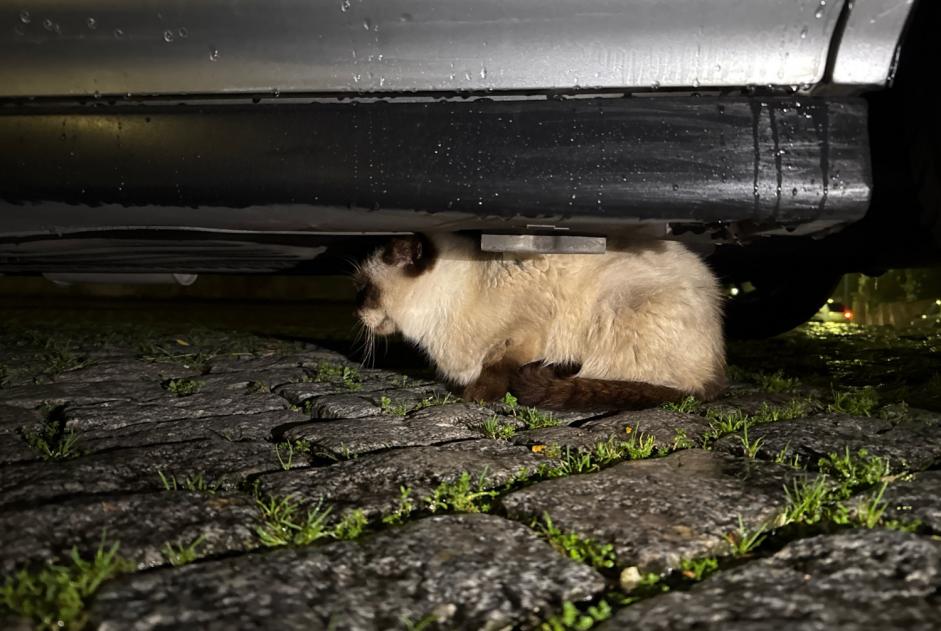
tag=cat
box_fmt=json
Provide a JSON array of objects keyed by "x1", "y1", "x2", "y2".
[{"x1": 354, "y1": 233, "x2": 726, "y2": 410}]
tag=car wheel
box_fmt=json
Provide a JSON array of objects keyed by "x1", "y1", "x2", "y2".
[{"x1": 723, "y1": 273, "x2": 842, "y2": 340}]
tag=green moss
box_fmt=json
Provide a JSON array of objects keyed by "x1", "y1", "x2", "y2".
[
  {"x1": 161, "y1": 377, "x2": 202, "y2": 397},
  {"x1": 1, "y1": 541, "x2": 132, "y2": 630}
]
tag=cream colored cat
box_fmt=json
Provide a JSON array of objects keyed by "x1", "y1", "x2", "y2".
[{"x1": 354, "y1": 233, "x2": 725, "y2": 409}]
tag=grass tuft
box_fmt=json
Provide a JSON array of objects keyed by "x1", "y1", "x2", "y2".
[
  {"x1": 162, "y1": 535, "x2": 206, "y2": 567},
  {"x1": 536, "y1": 514, "x2": 616, "y2": 570},
  {"x1": 828, "y1": 387, "x2": 879, "y2": 417},
  {"x1": 424, "y1": 471, "x2": 498, "y2": 514},
  {"x1": 481, "y1": 415, "x2": 517, "y2": 440},
  {"x1": 1, "y1": 540, "x2": 131, "y2": 630}
]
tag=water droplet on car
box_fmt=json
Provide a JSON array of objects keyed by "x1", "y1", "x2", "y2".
[
  {"x1": 178, "y1": 27, "x2": 188, "y2": 38},
  {"x1": 651, "y1": 81, "x2": 660, "y2": 90},
  {"x1": 113, "y1": 27, "x2": 125, "y2": 38},
  {"x1": 42, "y1": 18, "x2": 53, "y2": 30},
  {"x1": 163, "y1": 29, "x2": 174, "y2": 42},
  {"x1": 208, "y1": 46, "x2": 219, "y2": 61},
  {"x1": 800, "y1": 26, "x2": 808, "y2": 39},
  {"x1": 340, "y1": 0, "x2": 351, "y2": 12},
  {"x1": 19, "y1": 9, "x2": 30, "y2": 24},
  {"x1": 672, "y1": 184, "x2": 679, "y2": 191},
  {"x1": 86, "y1": 17, "x2": 97, "y2": 29},
  {"x1": 362, "y1": 18, "x2": 371, "y2": 30},
  {"x1": 815, "y1": 7, "x2": 824, "y2": 18},
  {"x1": 479, "y1": 67, "x2": 487, "y2": 79}
]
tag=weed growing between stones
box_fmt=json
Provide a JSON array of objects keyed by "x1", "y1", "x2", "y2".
[
  {"x1": 540, "y1": 600, "x2": 614, "y2": 631},
  {"x1": 274, "y1": 439, "x2": 312, "y2": 470},
  {"x1": 162, "y1": 535, "x2": 206, "y2": 567},
  {"x1": 381, "y1": 486, "x2": 416, "y2": 526},
  {"x1": 425, "y1": 471, "x2": 499, "y2": 513},
  {"x1": 255, "y1": 496, "x2": 373, "y2": 547},
  {"x1": 311, "y1": 362, "x2": 362, "y2": 391},
  {"x1": 701, "y1": 399, "x2": 815, "y2": 449},
  {"x1": 778, "y1": 448, "x2": 901, "y2": 529},
  {"x1": 679, "y1": 556, "x2": 719, "y2": 581},
  {"x1": 502, "y1": 393, "x2": 560, "y2": 429},
  {"x1": 752, "y1": 370, "x2": 802, "y2": 393},
  {"x1": 536, "y1": 514, "x2": 617, "y2": 570},
  {"x1": 161, "y1": 377, "x2": 202, "y2": 397},
  {"x1": 1, "y1": 540, "x2": 132, "y2": 630},
  {"x1": 157, "y1": 470, "x2": 221, "y2": 494},
  {"x1": 332, "y1": 509, "x2": 369, "y2": 540},
  {"x1": 671, "y1": 428, "x2": 695, "y2": 450},
  {"x1": 256, "y1": 496, "x2": 333, "y2": 547},
  {"x1": 828, "y1": 386, "x2": 879, "y2": 416},
  {"x1": 481, "y1": 415, "x2": 517, "y2": 440},
  {"x1": 247, "y1": 380, "x2": 271, "y2": 393},
  {"x1": 21, "y1": 406, "x2": 80, "y2": 461},
  {"x1": 378, "y1": 395, "x2": 410, "y2": 416},
  {"x1": 533, "y1": 433, "x2": 657, "y2": 479},
  {"x1": 724, "y1": 516, "x2": 768, "y2": 556},
  {"x1": 660, "y1": 395, "x2": 701, "y2": 414}
]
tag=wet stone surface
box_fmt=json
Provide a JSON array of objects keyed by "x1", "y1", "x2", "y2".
[
  {"x1": 597, "y1": 529, "x2": 941, "y2": 631},
  {"x1": 88, "y1": 514, "x2": 606, "y2": 631},
  {"x1": 1, "y1": 317, "x2": 940, "y2": 630},
  {"x1": 500, "y1": 449, "x2": 805, "y2": 572}
]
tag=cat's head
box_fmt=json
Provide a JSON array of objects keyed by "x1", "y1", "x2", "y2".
[{"x1": 354, "y1": 234, "x2": 438, "y2": 335}]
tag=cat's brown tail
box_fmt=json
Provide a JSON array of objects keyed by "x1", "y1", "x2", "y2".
[{"x1": 509, "y1": 362, "x2": 691, "y2": 411}]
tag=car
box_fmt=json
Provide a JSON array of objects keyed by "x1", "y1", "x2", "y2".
[
  {"x1": 810, "y1": 299, "x2": 854, "y2": 324},
  {"x1": 1, "y1": 0, "x2": 938, "y2": 338}
]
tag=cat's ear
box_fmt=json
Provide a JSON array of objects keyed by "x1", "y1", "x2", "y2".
[{"x1": 382, "y1": 235, "x2": 436, "y2": 275}]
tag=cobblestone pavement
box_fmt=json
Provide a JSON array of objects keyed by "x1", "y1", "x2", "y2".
[{"x1": 1, "y1": 303, "x2": 940, "y2": 630}]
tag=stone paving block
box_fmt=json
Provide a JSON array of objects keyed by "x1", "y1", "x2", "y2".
[
  {"x1": 308, "y1": 393, "x2": 384, "y2": 419},
  {"x1": 883, "y1": 471, "x2": 941, "y2": 533},
  {"x1": 282, "y1": 404, "x2": 491, "y2": 457},
  {"x1": 0, "y1": 379, "x2": 165, "y2": 410},
  {"x1": 714, "y1": 411, "x2": 941, "y2": 471},
  {"x1": 256, "y1": 439, "x2": 550, "y2": 519},
  {"x1": 0, "y1": 439, "x2": 280, "y2": 508},
  {"x1": 579, "y1": 409, "x2": 714, "y2": 449},
  {"x1": 51, "y1": 356, "x2": 186, "y2": 384},
  {"x1": 597, "y1": 529, "x2": 941, "y2": 631},
  {"x1": 0, "y1": 492, "x2": 258, "y2": 575},
  {"x1": 0, "y1": 404, "x2": 43, "y2": 464},
  {"x1": 500, "y1": 449, "x2": 803, "y2": 572},
  {"x1": 87, "y1": 514, "x2": 606, "y2": 631},
  {"x1": 78, "y1": 410, "x2": 304, "y2": 453},
  {"x1": 275, "y1": 381, "x2": 345, "y2": 406},
  {"x1": 62, "y1": 386, "x2": 290, "y2": 433}
]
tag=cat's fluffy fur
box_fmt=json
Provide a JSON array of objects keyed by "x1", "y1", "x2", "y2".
[{"x1": 355, "y1": 233, "x2": 725, "y2": 409}]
